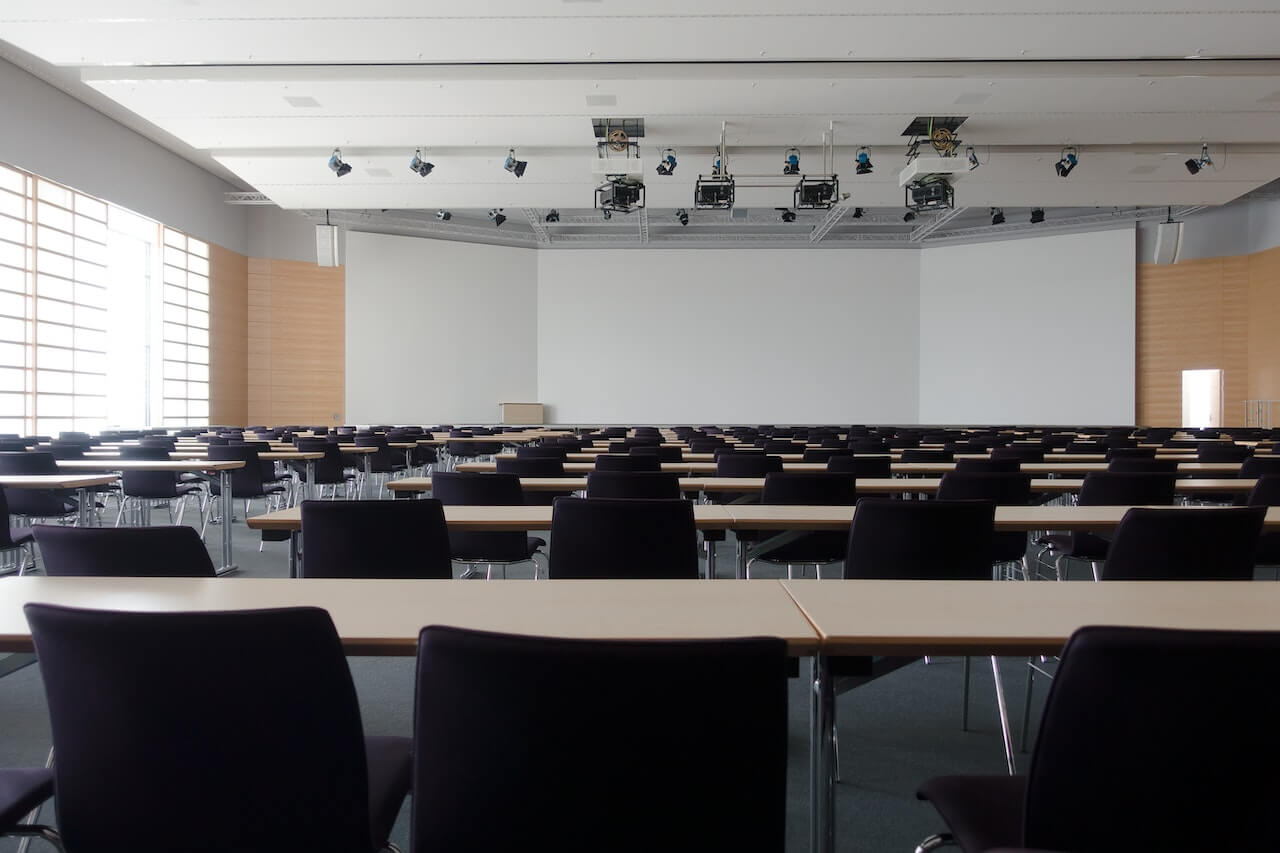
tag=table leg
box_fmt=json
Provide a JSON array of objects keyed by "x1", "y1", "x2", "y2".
[
  {"x1": 704, "y1": 538, "x2": 716, "y2": 580},
  {"x1": 75, "y1": 488, "x2": 90, "y2": 527},
  {"x1": 289, "y1": 531, "x2": 299, "y2": 579},
  {"x1": 810, "y1": 652, "x2": 835, "y2": 853},
  {"x1": 362, "y1": 455, "x2": 373, "y2": 499},
  {"x1": 305, "y1": 460, "x2": 316, "y2": 502},
  {"x1": 216, "y1": 470, "x2": 237, "y2": 576},
  {"x1": 736, "y1": 539, "x2": 747, "y2": 579}
]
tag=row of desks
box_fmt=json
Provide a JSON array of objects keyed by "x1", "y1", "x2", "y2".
[
  {"x1": 458, "y1": 460, "x2": 1255, "y2": 475},
  {"x1": 0, "y1": 574, "x2": 1274, "y2": 853}
]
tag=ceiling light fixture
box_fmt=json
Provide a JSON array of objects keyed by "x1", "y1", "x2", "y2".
[
  {"x1": 1185, "y1": 143, "x2": 1212, "y2": 175},
  {"x1": 409, "y1": 148, "x2": 434, "y2": 177},
  {"x1": 903, "y1": 210, "x2": 917, "y2": 222},
  {"x1": 851, "y1": 207, "x2": 864, "y2": 219},
  {"x1": 544, "y1": 209, "x2": 560, "y2": 223},
  {"x1": 655, "y1": 148, "x2": 678, "y2": 176},
  {"x1": 327, "y1": 148, "x2": 351, "y2": 177},
  {"x1": 990, "y1": 207, "x2": 1005, "y2": 225},
  {"x1": 855, "y1": 146, "x2": 873, "y2": 175},
  {"x1": 435, "y1": 210, "x2": 452, "y2": 221},
  {"x1": 504, "y1": 148, "x2": 527, "y2": 178},
  {"x1": 966, "y1": 146, "x2": 980, "y2": 171},
  {"x1": 488, "y1": 208, "x2": 507, "y2": 227},
  {"x1": 783, "y1": 147, "x2": 801, "y2": 176},
  {"x1": 675, "y1": 208, "x2": 689, "y2": 226},
  {"x1": 1030, "y1": 207, "x2": 1046, "y2": 224},
  {"x1": 778, "y1": 208, "x2": 798, "y2": 223},
  {"x1": 1055, "y1": 146, "x2": 1078, "y2": 178}
]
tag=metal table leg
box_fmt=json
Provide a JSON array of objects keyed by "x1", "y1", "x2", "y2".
[
  {"x1": 704, "y1": 538, "x2": 716, "y2": 580},
  {"x1": 810, "y1": 652, "x2": 835, "y2": 853},
  {"x1": 216, "y1": 469, "x2": 237, "y2": 576},
  {"x1": 75, "y1": 488, "x2": 90, "y2": 527},
  {"x1": 289, "y1": 531, "x2": 300, "y2": 579},
  {"x1": 362, "y1": 455, "x2": 373, "y2": 498},
  {"x1": 305, "y1": 460, "x2": 316, "y2": 502}
]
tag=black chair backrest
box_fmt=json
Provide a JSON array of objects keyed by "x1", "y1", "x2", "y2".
[
  {"x1": 630, "y1": 445, "x2": 683, "y2": 461},
  {"x1": 32, "y1": 525, "x2": 216, "y2": 577},
  {"x1": 715, "y1": 454, "x2": 784, "y2": 477},
  {"x1": 593, "y1": 454, "x2": 661, "y2": 472},
  {"x1": 0, "y1": 451, "x2": 56, "y2": 475},
  {"x1": 412, "y1": 626, "x2": 786, "y2": 852},
  {"x1": 1197, "y1": 443, "x2": 1253, "y2": 462},
  {"x1": 548, "y1": 497, "x2": 698, "y2": 579},
  {"x1": 936, "y1": 472, "x2": 1032, "y2": 505},
  {"x1": 1099, "y1": 507, "x2": 1264, "y2": 580},
  {"x1": 802, "y1": 448, "x2": 846, "y2": 463},
  {"x1": 585, "y1": 472, "x2": 682, "y2": 500},
  {"x1": 826, "y1": 455, "x2": 892, "y2": 477},
  {"x1": 760, "y1": 471, "x2": 857, "y2": 505},
  {"x1": 494, "y1": 457, "x2": 565, "y2": 477},
  {"x1": 120, "y1": 445, "x2": 170, "y2": 460},
  {"x1": 1240, "y1": 457, "x2": 1280, "y2": 479},
  {"x1": 1024, "y1": 625, "x2": 1280, "y2": 851},
  {"x1": 300, "y1": 499, "x2": 452, "y2": 578},
  {"x1": 1077, "y1": 471, "x2": 1176, "y2": 505},
  {"x1": 1246, "y1": 475, "x2": 1280, "y2": 506},
  {"x1": 0, "y1": 485, "x2": 22, "y2": 547},
  {"x1": 514, "y1": 446, "x2": 568, "y2": 460},
  {"x1": 954, "y1": 458, "x2": 1021, "y2": 473},
  {"x1": 1106, "y1": 446, "x2": 1158, "y2": 460},
  {"x1": 430, "y1": 472, "x2": 532, "y2": 563},
  {"x1": 1107, "y1": 457, "x2": 1180, "y2": 474},
  {"x1": 207, "y1": 444, "x2": 268, "y2": 496},
  {"x1": 25, "y1": 604, "x2": 375, "y2": 853},
  {"x1": 844, "y1": 498, "x2": 996, "y2": 580},
  {"x1": 900, "y1": 448, "x2": 954, "y2": 462}
]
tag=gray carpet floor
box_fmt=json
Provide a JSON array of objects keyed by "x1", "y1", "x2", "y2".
[{"x1": 0, "y1": 507, "x2": 1058, "y2": 853}]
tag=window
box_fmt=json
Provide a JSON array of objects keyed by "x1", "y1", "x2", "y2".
[{"x1": 0, "y1": 161, "x2": 211, "y2": 434}]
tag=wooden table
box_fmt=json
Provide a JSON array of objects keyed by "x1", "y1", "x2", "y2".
[
  {"x1": 783, "y1": 578, "x2": 1280, "y2": 853},
  {"x1": 55, "y1": 459, "x2": 245, "y2": 574},
  {"x1": 0, "y1": 474, "x2": 120, "y2": 527}
]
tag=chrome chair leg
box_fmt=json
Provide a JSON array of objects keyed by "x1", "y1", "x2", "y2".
[
  {"x1": 961, "y1": 656, "x2": 971, "y2": 731},
  {"x1": 1020, "y1": 658, "x2": 1037, "y2": 752},
  {"x1": 991, "y1": 655, "x2": 1016, "y2": 774},
  {"x1": 915, "y1": 833, "x2": 957, "y2": 852}
]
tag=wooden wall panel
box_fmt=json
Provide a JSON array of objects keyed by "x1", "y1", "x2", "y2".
[
  {"x1": 208, "y1": 244, "x2": 248, "y2": 426},
  {"x1": 246, "y1": 259, "x2": 345, "y2": 427},
  {"x1": 1248, "y1": 245, "x2": 1280, "y2": 402}
]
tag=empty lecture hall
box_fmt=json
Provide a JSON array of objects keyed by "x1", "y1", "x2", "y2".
[{"x1": 1, "y1": 3, "x2": 1280, "y2": 851}]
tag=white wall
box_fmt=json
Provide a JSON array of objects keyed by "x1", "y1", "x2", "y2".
[
  {"x1": 345, "y1": 231, "x2": 538, "y2": 423},
  {"x1": 0, "y1": 58, "x2": 248, "y2": 253},
  {"x1": 537, "y1": 249, "x2": 921, "y2": 423},
  {"x1": 919, "y1": 228, "x2": 1136, "y2": 425},
  {"x1": 246, "y1": 205, "x2": 328, "y2": 264}
]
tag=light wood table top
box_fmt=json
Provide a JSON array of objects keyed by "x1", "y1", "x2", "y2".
[
  {"x1": 55, "y1": 459, "x2": 245, "y2": 472},
  {"x1": 0, "y1": 577, "x2": 820, "y2": 656},
  {"x1": 725, "y1": 504, "x2": 1280, "y2": 531},
  {"x1": 460, "y1": 460, "x2": 1252, "y2": 476},
  {"x1": 245, "y1": 503, "x2": 738, "y2": 532},
  {"x1": 0, "y1": 474, "x2": 118, "y2": 490},
  {"x1": 85, "y1": 450, "x2": 324, "y2": 462},
  {"x1": 783, "y1": 579, "x2": 1280, "y2": 657}
]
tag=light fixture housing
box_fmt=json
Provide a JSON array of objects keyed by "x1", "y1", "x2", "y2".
[
  {"x1": 503, "y1": 149, "x2": 527, "y2": 178},
  {"x1": 693, "y1": 174, "x2": 735, "y2": 210},
  {"x1": 778, "y1": 208, "x2": 798, "y2": 223},
  {"x1": 794, "y1": 176, "x2": 839, "y2": 210},
  {"x1": 855, "y1": 147, "x2": 873, "y2": 175},
  {"x1": 488, "y1": 208, "x2": 507, "y2": 227},
  {"x1": 851, "y1": 207, "x2": 864, "y2": 219},
  {"x1": 783, "y1": 147, "x2": 801, "y2": 176},
  {"x1": 1055, "y1": 147, "x2": 1078, "y2": 178},
  {"x1": 1030, "y1": 207, "x2": 1046, "y2": 224},
  {"x1": 409, "y1": 148, "x2": 434, "y2": 177},
  {"x1": 435, "y1": 210, "x2": 452, "y2": 221},
  {"x1": 655, "y1": 148, "x2": 678, "y2": 176},
  {"x1": 991, "y1": 207, "x2": 1005, "y2": 225},
  {"x1": 966, "y1": 146, "x2": 980, "y2": 171},
  {"x1": 596, "y1": 177, "x2": 645, "y2": 215},
  {"x1": 675, "y1": 208, "x2": 689, "y2": 226},
  {"x1": 1186, "y1": 143, "x2": 1212, "y2": 175},
  {"x1": 327, "y1": 148, "x2": 351, "y2": 177},
  {"x1": 544, "y1": 209, "x2": 560, "y2": 223},
  {"x1": 903, "y1": 210, "x2": 917, "y2": 222}
]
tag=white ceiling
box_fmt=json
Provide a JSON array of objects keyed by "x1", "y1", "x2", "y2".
[{"x1": 2, "y1": 1, "x2": 1279, "y2": 222}]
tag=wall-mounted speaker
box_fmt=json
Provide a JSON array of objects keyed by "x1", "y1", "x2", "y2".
[
  {"x1": 1152, "y1": 221, "x2": 1182, "y2": 265},
  {"x1": 316, "y1": 224, "x2": 340, "y2": 267}
]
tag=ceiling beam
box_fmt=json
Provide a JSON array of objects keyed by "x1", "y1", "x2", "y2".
[
  {"x1": 522, "y1": 209, "x2": 551, "y2": 244},
  {"x1": 909, "y1": 207, "x2": 968, "y2": 242},
  {"x1": 808, "y1": 206, "x2": 850, "y2": 243},
  {"x1": 638, "y1": 208, "x2": 649, "y2": 244}
]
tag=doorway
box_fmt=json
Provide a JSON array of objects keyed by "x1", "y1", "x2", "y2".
[{"x1": 1181, "y1": 369, "x2": 1223, "y2": 429}]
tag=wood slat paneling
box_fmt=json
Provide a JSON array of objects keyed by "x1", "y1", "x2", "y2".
[
  {"x1": 246, "y1": 258, "x2": 345, "y2": 426},
  {"x1": 1248, "y1": 245, "x2": 1280, "y2": 404},
  {"x1": 208, "y1": 244, "x2": 248, "y2": 426}
]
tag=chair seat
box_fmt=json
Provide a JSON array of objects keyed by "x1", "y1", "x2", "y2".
[
  {"x1": 0, "y1": 767, "x2": 54, "y2": 828},
  {"x1": 526, "y1": 536, "x2": 546, "y2": 556},
  {"x1": 6, "y1": 526, "x2": 33, "y2": 547},
  {"x1": 1035, "y1": 531, "x2": 1110, "y2": 561},
  {"x1": 916, "y1": 774, "x2": 1025, "y2": 853},
  {"x1": 364, "y1": 735, "x2": 412, "y2": 851}
]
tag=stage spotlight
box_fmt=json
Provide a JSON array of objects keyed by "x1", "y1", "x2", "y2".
[
  {"x1": 903, "y1": 210, "x2": 916, "y2": 222},
  {"x1": 966, "y1": 146, "x2": 980, "y2": 171},
  {"x1": 676, "y1": 208, "x2": 689, "y2": 226},
  {"x1": 544, "y1": 209, "x2": 560, "y2": 223},
  {"x1": 783, "y1": 147, "x2": 801, "y2": 176},
  {"x1": 435, "y1": 210, "x2": 452, "y2": 221},
  {"x1": 602, "y1": 208, "x2": 612, "y2": 221},
  {"x1": 488, "y1": 208, "x2": 507, "y2": 227},
  {"x1": 1030, "y1": 207, "x2": 1045, "y2": 224},
  {"x1": 990, "y1": 207, "x2": 1005, "y2": 225},
  {"x1": 855, "y1": 147, "x2": 873, "y2": 175},
  {"x1": 1186, "y1": 143, "x2": 1212, "y2": 175},
  {"x1": 503, "y1": 148, "x2": 527, "y2": 178},
  {"x1": 851, "y1": 207, "x2": 864, "y2": 219},
  {"x1": 655, "y1": 148, "x2": 678, "y2": 176},
  {"x1": 327, "y1": 148, "x2": 351, "y2": 177},
  {"x1": 409, "y1": 148, "x2": 434, "y2": 177},
  {"x1": 1055, "y1": 147, "x2": 1078, "y2": 178},
  {"x1": 778, "y1": 208, "x2": 797, "y2": 223}
]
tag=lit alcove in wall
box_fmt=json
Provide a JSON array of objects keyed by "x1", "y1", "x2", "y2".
[{"x1": 1181, "y1": 369, "x2": 1224, "y2": 429}]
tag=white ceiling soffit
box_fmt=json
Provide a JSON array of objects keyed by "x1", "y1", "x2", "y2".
[{"x1": 2, "y1": 1, "x2": 1279, "y2": 64}]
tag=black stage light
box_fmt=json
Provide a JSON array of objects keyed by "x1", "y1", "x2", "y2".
[
  {"x1": 851, "y1": 207, "x2": 864, "y2": 219},
  {"x1": 1030, "y1": 207, "x2": 1046, "y2": 224},
  {"x1": 435, "y1": 210, "x2": 452, "y2": 221},
  {"x1": 991, "y1": 207, "x2": 1005, "y2": 225},
  {"x1": 903, "y1": 210, "x2": 917, "y2": 222},
  {"x1": 855, "y1": 147, "x2": 873, "y2": 175},
  {"x1": 409, "y1": 149, "x2": 434, "y2": 177},
  {"x1": 503, "y1": 149, "x2": 527, "y2": 178},
  {"x1": 778, "y1": 208, "x2": 797, "y2": 223},
  {"x1": 544, "y1": 209, "x2": 560, "y2": 223},
  {"x1": 489, "y1": 208, "x2": 507, "y2": 227},
  {"x1": 328, "y1": 148, "x2": 352, "y2": 177},
  {"x1": 783, "y1": 147, "x2": 801, "y2": 176},
  {"x1": 655, "y1": 148, "x2": 678, "y2": 176},
  {"x1": 676, "y1": 208, "x2": 689, "y2": 226}
]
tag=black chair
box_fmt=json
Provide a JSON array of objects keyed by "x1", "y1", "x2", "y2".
[
  {"x1": 585, "y1": 471, "x2": 682, "y2": 499},
  {"x1": 115, "y1": 445, "x2": 203, "y2": 526},
  {"x1": 842, "y1": 498, "x2": 1016, "y2": 773},
  {"x1": 1099, "y1": 506, "x2": 1264, "y2": 581},
  {"x1": 954, "y1": 458, "x2": 1021, "y2": 473},
  {"x1": 1034, "y1": 472, "x2": 1176, "y2": 580},
  {"x1": 802, "y1": 448, "x2": 847, "y2": 463},
  {"x1": 826, "y1": 455, "x2": 892, "y2": 478},
  {"x1": 0, "y1": 485, "x2": 35, "y2": 575},
  {"x1": 1197, "y1": 442, "x2": 1253, "y2": 462},
  {"x1": 920, "y1": 626, "x2": 1280, "y2": 853},
  {"x1": 937, "y1": 472, "x2": 1033, "y2": 575},
  {"x1": 593, "y1": 453, "x2": 661, "y2": 472},
  {"x1": 291, "y1": 438, "x2": 355, "y2": 499},
  {"x1": 26, "y1": 604, "x2": 411, "y2": 853},
  {"x1": 547, "y1": 497, "x2": 698, "y2": 579},
  {"x1": 494, "y1": 456, "x2": 567, "y2": 505},
  {"x1": 300, "y1": 499, "x2": 453, "y2": 579},
  {"x1": 430, "y1": 472, "x2": 544, "y2": 578},
  {"x1": 991, "y1": 446, "x2": 1045, "y2": 464},
  {"x1": 630, "y1": 445, "x2": 683, "y2": 462},
  {"x1": 514, "y1": 445, "x2": 568, "y2": 460},
  {"x1": 746, "y1": 472, "x2": 857, "y2": 579},
  {"x1": 205, "y1": 444, "x2": 287, "y2": 532},
  {"x1": 0, "y1": 452, "x2": 79, "y2": 522},
  {"x1": 33, "y1": 524, "x2": 216, "y2": 577},
  {"x1": 901, "y1": 449, "x2": 954, "y2": 462},
  {"x1": 1107, "y1": 457, "x2": 1180, "y2": 474},
  {"x1": 1247, "y1": 476, "x2": 1280, "y2": 567},
  {"x1": 411, "y1": 626, "x2": 786, "y2": 853},
  {"x1": 1106, "y1": 446, "x2": 1157, "y2": 460}
]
